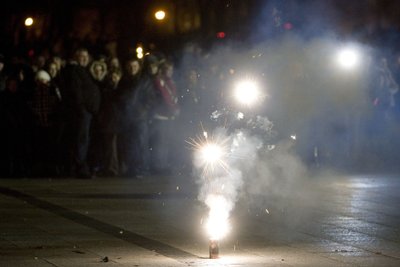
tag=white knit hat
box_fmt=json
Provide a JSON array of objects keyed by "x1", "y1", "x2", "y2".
[{"x1": 35, "y1": 70, "x2": 51, "y2": 83}]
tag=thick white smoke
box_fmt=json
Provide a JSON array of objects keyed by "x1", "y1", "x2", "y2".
[{"x1": 186, "y1": 33, "x2": 373, "y2": 239}]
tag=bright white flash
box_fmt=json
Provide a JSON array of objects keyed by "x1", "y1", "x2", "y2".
[
  {"x1": 201, "y1": 144, "x2": 223, "y2": 164},
  {"x1": 189, "y1": 133, "x2": 230, "y2": 176},
  {"x1": 205, "y1": 194, "x2": 231, "y2": 240},
  {"x1": 234, "y1": 80, "x2": 260, "y2": 105},
  {"x1": 336, "y1": 48, "x2": 360, "y2": 70}
]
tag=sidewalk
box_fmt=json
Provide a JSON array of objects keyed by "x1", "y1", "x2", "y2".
[{"x1": 0, "y1": 173, "x2": 399, "y2": 266}]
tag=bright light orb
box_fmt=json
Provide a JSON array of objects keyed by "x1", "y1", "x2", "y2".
[
  {"x1": 201, "y1": 144, "x2": 223, "y2": 164},
  {"x1": 234, "y1": 80, "x2": 260, "y2": 106},
  {"x1": 25, "y1": 17, "x2": 34, "y2": 27},
  {"x1": 155, "y1": 10, "x2": 166, "y2": 20},
  {"x1": 336, "y1": 48, "x2": 360, "y2": 70}
]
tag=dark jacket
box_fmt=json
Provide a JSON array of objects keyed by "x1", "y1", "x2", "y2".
[
  {"x1": 105, "y1": 73, "x2": 141, "y2": 132},
  {"x1": 59, "y1": 63, "x2": 101, "y2": 115},
  {"x1": 133, "y1": 74, "x2": 157, "y2": 120}
]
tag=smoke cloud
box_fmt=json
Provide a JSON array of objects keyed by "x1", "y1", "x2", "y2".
[
  {"x1": 172, "y1": 1, "x2": 398, "y2": 242},
  {"x1": 187, "y1": 32, "x2": 374, "y2": 230}
]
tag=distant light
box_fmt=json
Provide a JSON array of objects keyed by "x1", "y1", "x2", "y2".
[
  {"x1": 136, "y1": 45, "x2": 144, "y2": 59},
  {"x1": 28, "y1": 49, "x2": 35, "y2": 57},
  {"x1": 25, "y1": 17, "x2": 34, "y2": 27},
  {"x1": 336, "y1": 47, "x2": 360, "y2": 70},
  {"x1": 216, "y1": 32, "x2": 226, "y2": 39},
  {"x1": 284, "y1": 22, "x2": 293, "y2": 30},
  {"x1": 155, "y1": 10, "x2": 166, "y2": 20}
]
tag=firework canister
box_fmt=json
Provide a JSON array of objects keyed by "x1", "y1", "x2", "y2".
[{"x1": 209, "y1": 239, "x2": 219, "y2": 259}]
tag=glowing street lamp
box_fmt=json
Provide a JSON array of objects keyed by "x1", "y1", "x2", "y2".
[
  {"x1": 136, "y1": 46, "x2": 144, "y2": 59},
  {"x1": 154, "y1": 10, "x2": 166, "y2": 21},
  {"x1": 24, "y1": 17, "x2": 34, "y2": 27}
]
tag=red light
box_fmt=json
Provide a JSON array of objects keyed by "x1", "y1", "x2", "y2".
[
  {"x1": 284, "y1": 22, "x2": 293, "y2": 30},
  {"x1": 216, "y1": 32, "x2": 226, "y2": 38},
  {"x1": 28, "y1": 49, "x2": 35, "y2": 57}
]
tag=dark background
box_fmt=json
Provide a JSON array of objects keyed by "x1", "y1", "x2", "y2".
[{"x1": 1, "y1": 0, "x2": 400, "y2": 60}]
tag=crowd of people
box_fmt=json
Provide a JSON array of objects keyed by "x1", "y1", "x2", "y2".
[
  {"x1": 0, "y1": 47, "x2": 216, "y2": 178},
  {"x1": 1, "y1": 40, "x2": 400, "y2": 178}
]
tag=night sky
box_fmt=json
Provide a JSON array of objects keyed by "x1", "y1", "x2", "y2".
[{"x1": 1, "y1": 0, "x2": 400, "y2": 59}]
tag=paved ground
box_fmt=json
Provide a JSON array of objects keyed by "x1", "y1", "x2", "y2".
[{"x1": 0, "y1": 171, "x2": 399, "y2": 266}]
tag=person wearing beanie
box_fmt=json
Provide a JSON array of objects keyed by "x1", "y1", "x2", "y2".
[{"x1": 35, "y1": 70, "x2": 51, "y2": 84}]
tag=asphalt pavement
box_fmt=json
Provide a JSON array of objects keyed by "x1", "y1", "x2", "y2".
[{"x1": 0, "y1": 171, "x2": 399, "y2": 266}]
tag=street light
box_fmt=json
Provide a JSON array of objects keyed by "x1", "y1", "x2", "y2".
[
  {"x1": 136, "y1": 46, "x2": 144, "y2": 59},
  {"x1": 24, "y1": 17, "x2": 34, "y2": 27},
  {"x1": 154, "y1": 10, "x2": 166, "y2": 21}
]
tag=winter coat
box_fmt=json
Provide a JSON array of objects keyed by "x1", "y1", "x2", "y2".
[{"x1": 59, "y1": 63, "x2": 101, "y2": 115}]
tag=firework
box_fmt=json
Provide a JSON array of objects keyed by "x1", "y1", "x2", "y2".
[
  {"x1": 233, "y1": 79, "x2": 262, "y2": 107},
  {"x1": 188, "y1": 130, "x2": 231, "y2": 177}
]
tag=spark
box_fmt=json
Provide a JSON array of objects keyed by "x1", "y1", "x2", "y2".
[
  {"x1": 234, "y1": 79, "x2": 261, "y2": 106},
  {"x1": 202, "y1": 144, "x2": 223, "y2": 163},
  {"x1": 267, "y1": 145, "x2": 276, "y2": 150},
  {"x1": 186, "y1": 129, "x2": 231, "y2": 177}
]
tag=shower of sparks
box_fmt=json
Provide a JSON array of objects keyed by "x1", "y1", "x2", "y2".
[
  {"x1": 202, "y1": 143, "x2": 223, "y2": 164},
  {"x1": 187, "y1": 130, "x2": 231, "y2": 178},
  {"x1": 205, "y1": 194, "x2": 231, "y2": 240}
]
